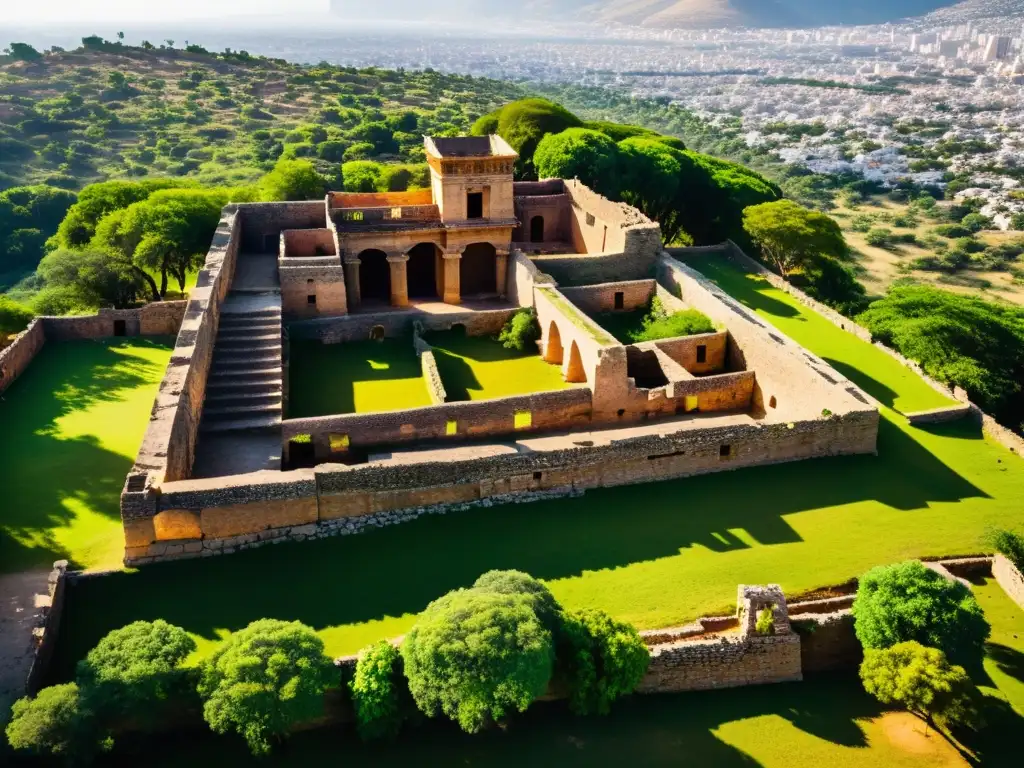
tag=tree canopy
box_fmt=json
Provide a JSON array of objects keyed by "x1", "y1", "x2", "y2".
[
  {"x1": 257, "y1": 158, "x2": 328, "y2": 202},
  {"x1": 743, "y1": 199, "x2": 847, "y2": 277},
  {"x1": 472, "y1": 98, "x2": 583, "y2": 179},
  {"x1": 4, "y1": 683, "x2": 107, "y2": 761},
  {"x1": 534, "y1": 128, "x2": 621, "y2": 196}
]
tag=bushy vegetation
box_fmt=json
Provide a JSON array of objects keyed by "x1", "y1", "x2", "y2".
[
  {"x1": 0, "y1": 185, "x2": 77, "y2": 289},
  {"x1": 987, "y1": 527, "x2": 1024, "y2": 571},
  {"x1": 0, "y1": 294, "x2": 33, "y2": 335},
  {"x1": 497, "y1": 307, "x2": 541, "y2": 352},
  {"x1": 197, "y1": 619, "x2": 335, "y2": 756},
  {"x1": 852, "y1": 561, "x2": 990, "y2": 669},
  {"x1": 755, "y1": 607, "x2": 776, "y2": 636},
  {"x1": 860, "y1": 641, "x2": 980, "y2": 730},
  {"x1": 857, "y1": 285, "x2": 1024, "y2": 431},
  {"x1": 349, "y1": 641, "x2": 411, "y2": 741},
  {"x1": 472, "y1": 97, "x2": 582, "y2": 179},
  {"x1": 4, "y1": 683, "x2": 108, "y2": 762}
]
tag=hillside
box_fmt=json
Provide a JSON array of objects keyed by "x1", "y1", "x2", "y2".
[{"x1": 327, "y1": 0, "x2": 962, "y2": 28}]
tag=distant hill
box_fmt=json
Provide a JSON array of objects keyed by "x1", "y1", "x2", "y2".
[{"x1": 329, "y1": 0, "x2": 964, "y2": 28}]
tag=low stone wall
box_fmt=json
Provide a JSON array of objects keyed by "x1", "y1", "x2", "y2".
[
  {"x1": 282, "y1": 388, "x2": 594, "y2": 455},
  {"x1": 639, "y1": 634, "x2": 802, "y2": 693},
  {"x1": 420, "y1": 350, "x2": 446, "y2": 405},
  {"x1": 993, "y1": 554, "x2": 1024, "y2": 610},
  {"x1": 24, "y1": 560, "x2": 68, "y2": 695},
  {"x1": 289, "y1": 306, "x2": 517, "y2": 344},
  {"x1": 560, "y1": 279, "x2": 656, "y2": 315},
  {"x1": 791, "y1": 611, "x2": 861, "y2": 673},
  {"x1": 0, "y1": 318, "x2": 44, "y2": 395},
  {"x1": 905, "y1": 404, "x2": 974, "y2": 425},
  {"x1": 532, "y1": 251, "x2": 657, "y2": 287}
]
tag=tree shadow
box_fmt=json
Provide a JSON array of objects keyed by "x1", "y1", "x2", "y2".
[
  {"x1": 986, "y1": 644, "x2": 1024, "y2": 686},
  {"x1": 688, "y1": 256, "x2": 803, "y2": 319},
  {"x1": 287, "y1": 339, "x2": 426, "y2": 417},
  {"x1": 0, "y1": 338, "x2": 172, "y2": 573},
  {"x1": 822, "y1": 357, "x2": 902, "y2": 410}
]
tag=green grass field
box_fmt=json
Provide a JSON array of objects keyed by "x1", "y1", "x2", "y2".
[
  {"x1": 590, "y1": 308, "x2": 648, "y2": 344},
  {"x1": 0, "y1": 338, "x2": 173, "y2": 574},
  {"x1": 287, "y1": 339, "x2": 432, "y2": 417},
  {"x1": 426, "y1": 330, "x2": 570, "y2": 401}
]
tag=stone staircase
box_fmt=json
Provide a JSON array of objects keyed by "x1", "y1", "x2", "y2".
[{"x1": 201, "y1": 295, "x2": 283, "y2": 433}]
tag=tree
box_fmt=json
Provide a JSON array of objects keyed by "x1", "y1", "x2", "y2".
[
  {"x1": 860, "y1": 641, "x2": 980, "y2": 730},
  {"x1": 76, "y1": 620, "x2": 196, "y2": 723},
  {"x1": 798, "y1": 255, "x2": 868, "y2": 315},
  {"x1": 852, "y1": 561, "x2": 990, "y2": 669},
  {"x1": 349, "y1": 641, "x2": 411, "y2": 740},
  {"x1": 342, "y1": 160, "x2": 383, "y2": 192},
  {"x1": 498, "y1": 307, "x2": 542, "y2": 352},
  {"x1": 960, "y1": 212, "x2": 991, "y2": 233},
  {"x1": 0, "y1": 295, "x2": 33, "y2": 335},
  {"x1": 258, "y1": 158, "x2": 327, "y2": 202},
  {"x1": 401, "y1": 586, "x2": 555, "y2": 733},
  {"x1": 986, "y1": 527, "x2": 1024, "y2": 571},
  {"x1": 36, "y1": 248, "x2": 145, "y2": 310},
  {"x1": 197, "y1": 619, "x2": 335, "y2": 756},
  {"x1": 617, "y1": 138, "x2": 685, "y2": 242},
  {"x1": 632, "y1": 308, "x2": 715, "y2": 342},
  {"x1": 471, "y1": 98, "x2": 583, "y2": 179},
  {"x1": 534, "y1": 128, "x2": 621, "y2": 196},
  {"x1": 6, "y1": 42, "x2": 43, "y2": 61},
  {"x1": 4, "y1": 683, "x2": 107, "y2": 761},
  {"x1": 743, "y1": 199, "x2": 847, "y2": 278},
  {"x1": 559, "y1": 608, "x2": 649, "y2": 715},
  {"x1": 472, "y1": 569, "x2": 561, "y2": 631}
]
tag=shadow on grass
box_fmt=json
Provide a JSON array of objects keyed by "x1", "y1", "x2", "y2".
[
  {"x1": 426, "y1": 330, "x2": 551, "y2": 402},
  {"x1": 50, "y1": 415, "x2": 987, "y2": 681},
  {"x1": 287, "y1": 339, "x2": 424, "y2": 417},
  {"x1": 0, "y1": 338, "x2": 172, "y2": 573},
  {"x1": 824, "y1": 356, "x2": 902, "y2": 410},
  {"x1": 97, "y1": 674, "x2": 888, "y2": 768},
  {"x1": 689, "y1": 257, "x2": 803, "y2": 320},
  {"x1": 987, "y1": 644, "x2": 1024, "y2": 686}
]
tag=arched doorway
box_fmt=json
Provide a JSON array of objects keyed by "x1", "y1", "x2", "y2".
[
  {"x1": 406, "y1": 242, "x2": 440, "y2": 300},
  {"x1": 565, "y1": 340, "x2": 586, "y2": 383},
  {"x1": 543, "y1": 321, "x2": 563, "y2": 364},
  {"x1": 460, "y1": 242, "x2": 497, "y2": 296},
  {"x1": 530, "y1": 215, "x2": 545, "y2": 243},
  {"x1": 358, "y1": 249, "x2": 390, "y2": 303}
]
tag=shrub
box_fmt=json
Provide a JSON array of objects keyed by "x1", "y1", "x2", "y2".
[
  {"x1": 497, "y1": 307, "x2": 541, "y2": 352},
  {"x1": 987, "y1": 527, "x2": 1024, "y2": 571},
  {"x1": 473, "y1": 569, "x2": 562, "y2": 630},
  {"x1": 0, "y1": 295, "x2": 34, "y2": 335},
  {"x1": 5, "y1": 683, "x2": 108, "y2": 760},
  {"x1": 932, "y1": 223, "x2": 972, "y2": 239},
  {"x1": 851, "y1": 561, "x2": 990, "y2": 668},
  {"x1": 755, "y1": 607, "x2": 775, "y2": 635},
  {"x1": 559, "y1": 608, "x2": 649, "y2": 715},
  {"x1": 865, "y1": 227, "x2": 894, "y2": 248},
  {"x1": 798, "y1": 255, "x2": 868, "y2": 316},
  {"x1": 860, "y1": 641, "x2": 980, "y2": 729},
  {"x1": 350, "y1": 641, "x2": 411, "y2": 741},
  {"x1": 197, "y1": 619, "x2": 335, "y2": 756},
  {"x1": 960, "y1": 212, "x2": 992, "y2": 233},
  {"x1": 632, "y1": 308, "x2": 715, "y2": 342},
  {"x1": 401, "y1": 587, "x2": 555, "y2": 733},
  {"x1": 76, "y1": 620, "x2": 196, "y2": 722}
]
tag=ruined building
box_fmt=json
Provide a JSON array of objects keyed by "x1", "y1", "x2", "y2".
[{"x1": 119, "y1": 135, "x2": 879, "y2": 565}]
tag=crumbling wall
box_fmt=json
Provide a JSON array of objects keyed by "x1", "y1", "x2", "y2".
[
  {"x1": 0, "y1": 319, "x2": 45, "y2": 395},
  {"x1": 289, "y1": 306, "x2": 517, "y2": 344},
  {"x1": 791, "y1": 611, "x2": 861, "y2": 673},
  {"x1": 654, "y1": 332, "x2": 729, "y2": 375},
  {"x1": 506, "y1": 249, "x2": 553, "y2": 308},
  {"x1": 281, "y1": 228, "x2": 336, "y2": 257},
  {"x1": 994, "y1": 553, "x2": 1024, "y2": 610},
  {"x1": 238, "y1": 200, "x2": 326, "y2": 252},
  {"x1": 560, "y1": 279, "x2": 655, "y2": 316}
]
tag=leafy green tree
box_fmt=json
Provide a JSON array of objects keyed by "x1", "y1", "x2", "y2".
[
  {"x1": 36, "y1": 248, "x2": 145, "y2": 310},
  {"x1": 0, "y1": 295, "x2": 34, "y2": 335},
  {"x1": 960, "y1": 212, "x2": 991, "y2": 233},
  {"x1": 349, "y1": 641, "x2": 412, "y2": 741},
  {"x1": 797, "y1": 255, "x2": 867, "y2": 315},
  {"x1": 986, "y1": 527, "x2": 1024, "y2": 571},
  {"x1": 401, "y1": 586, "x2": 555, "y2": 733},
  {"x1": 852, "y1": 561, "x2": 990, "y2": 669},
  {"x1": 76, "y1": 620, "x2": 196, "y2": 723},
  {"x1": 5, "y1": 42, "x2": 43, "y2": 61},
  {"x1": 342, "y1": 160, "x2": 383, "y2": 192},
  {"x1": 559, "y1": 608, "x2": 649, "y2": 715},
  {"x1": 258, "y1": 158, "x2": 327, "y2": 202},
  {"x1": 5, "y1": 683, "x2": 108, "y2": 761},
  {"x1": 632, "y1": 308, "x2": 715, "y2": 342},
  {"x1": 743, "y1": 199, "x2": 847, "y2": 277},
  {"x1": 583, "y1": 120, "x2": 660, "y2": 143},
  {"x1": 617, "y1": 138, "x2": 685, "y2": 242},
  {"x1": 857, "y1": 285, "x2": 1024, "y2": 429},
  {"x1": 498, "y1": 308, "x2": 542, "y2": 352},
  {"x1": 534, "y1": 128, "x2": 620, "y2": 195},
  {"x1": 197, "y1": 619, "x2": 335, "y2": 756},
  {"x1": 472, "y1": 569, "x2": 561, "y2": 631},
  {"x1": 860, "y1": 641, "x2": 980, "y2": 730},
  {"x1": 472, "y1": 98, "x2": 583, "y2": 179}
]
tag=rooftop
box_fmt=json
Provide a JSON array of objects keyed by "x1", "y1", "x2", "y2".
[{"x1": 425, "y1": 134, "x2": 517, "y2": 159}]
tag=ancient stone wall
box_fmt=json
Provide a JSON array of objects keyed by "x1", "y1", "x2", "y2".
[
  {"x1": 651, "y1": 332, "x2": 729, "y2": 375},
  {"x1": 639, "y1": 634, "x2": 802, "y2": 693},
  {"x1": 39, "y1": 302, "x2": 187, "y2": 340},
  {"x1": 513, "y1": 193, "x2": 571, "y2": 244},
  {"x1": 288, "y1": 306, "x2": 517, "y2": 344},
  {"x1": 24, "y1": 561, "x2": 68, "y2": 695},
  {"x1": 791, "y1": 611, "x2": 861, "y2": 673},
  {"x1": 560, "y1": 279, "x2": 655, "y2": 315},
  {"x1": 281, "y1": 228, "x2": 337, "y2": 257},
  {"x1": 282, "y1": 387, "x2": 594, "y2": 455},
  {"x1": 0, "y1": 318, "x2": 44, "y2": 395},
  {"x1": 280, "y1": 260, "x2": 347, "y2": 318},
  {"x1": 993, "y1": 554, "x2": 1024, "y2": 610},
  {"x1": 506, "y1": 249, "x2": 553, "y2": 308},
  {"x1": 237, "y1": 200, "x2": 326, "y2": 252},
  {"x1": 330, "y1": 190, "x2": 433, "y2": 209},
  {"x1": 532, "y1": 251, "x2": 656, "y2": 287}
]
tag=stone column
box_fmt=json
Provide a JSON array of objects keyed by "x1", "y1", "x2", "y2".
[
  {"x1": 442, "y1": 248, "x2": 462, "y2": 305},
  {"x1": 343, "y1": 257, "x2": 361, "y2": 310},
  {"x1": 495, "y1": 248, "x2": 509, "y2": 299},
  {"x1": 387, "y1": 252, "x2": 410, "y2": 308}
]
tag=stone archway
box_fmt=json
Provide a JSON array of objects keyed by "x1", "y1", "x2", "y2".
[
  {"x1": 460, "y1": 242, "x2": 497, "y2": 296},
  {"x1": 530, "y1": 215, "x2": 545, "y2": 243},
  {"x1": 565, "y1": 340, "x2": 586, "y2": 383},
  {"x1": 544, "y1": 320, "x2": 563, "y2": 364},
  {"x1": 358, "y1": 249, "x2": 390, "y2": 302},
  {"x1": 407, "y1": 242, "x2": 440, "y2": 300}
]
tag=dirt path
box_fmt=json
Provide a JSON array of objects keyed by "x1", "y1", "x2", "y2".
[{"x1": 0, "y1": 568, "x2": 51, "y2": 722}]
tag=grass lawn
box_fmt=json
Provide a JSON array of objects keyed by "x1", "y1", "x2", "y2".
[
  {"x1": 49, "y1": 257, "x2": 1024, "y2": 681},
  {"x1": 104, "y1": 673, "x2": 985, "y2": 767},
  {"x1": 426, "y1": 330, "x2": 570, "y2": 401},
  {"x1": 286, "y1": 339, "x2": 431, "y2": 417},
  {"x1": 0, "y1": 338, "x2": 173, "y2": 574},
  {"x1": 590, "y1": 308, "x2": 648, "y2": 343},
  {"x1": 974, "y1": 575, "x2": 1024, "y2": 717}
]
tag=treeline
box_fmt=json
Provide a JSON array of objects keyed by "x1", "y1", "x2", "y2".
[{"x1": 760, "y1": 77, "x2": 911, "y2": 95}]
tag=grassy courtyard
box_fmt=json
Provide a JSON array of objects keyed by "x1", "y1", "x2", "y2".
[
  {"x1": 590, "y1": 307, "x2": 649, "y2": 344},
  {"x1": 286, "y1": 338, "x2": 432, "y2": 417},
  {"x1": 0, "y1": 338, "x2": 173, "y2": 574},
  {"x1": 426, "y1": 329, "x2": 570, "y2": 401}
]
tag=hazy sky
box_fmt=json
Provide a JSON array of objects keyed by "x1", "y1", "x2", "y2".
[{"x1": 0, "y1": 0, "x2": 326, "y2": 23}]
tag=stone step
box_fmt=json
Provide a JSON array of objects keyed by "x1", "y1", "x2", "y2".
[
  {"x1": 212, "y1": 354, "x2": 281, "y2": 369},
  {"x1": 206, "y1": 379, "x2": 281, "y2": 396},
  {"x1": 217, "y1": 330, "x2": 280, "y2": 342},
  {"x1": 205, "y1": 391, "x2": 283, "y2": 408},
  {"x1": 200, "y1": 413, "x2": 283, "y2": 433},
  {"x1": 209, "y1": 366, "x2": 282, "y2": 383},
  {"x1": 203, "y1": 402, "x2": 282, "y2": 421},
  {"x1": 218, "y1": 319, "x2": 281, "y2": 333},
  {"x1": 214, "y1": 344, "x2": 283, "y2": 358},
  {"x1": 216, "y1": 334, "x2": 281, "y2": 348}
]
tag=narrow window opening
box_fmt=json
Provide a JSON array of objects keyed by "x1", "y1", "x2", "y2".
[
  {"x1": 617, "y1": 408, "x2": 626, "y2": 417},
  {"x1": 370, "y1": 325, "x2": 385, "y2": 341},
  {"x1": 613, "y1": 291, "x2": 624, "y2": 310},
  {"x1": 769, "y1": 395, "x2": 778, "y2": 409},
  {"x1": 466, "y1": 192, "x2": 483, "y2": 219},
  {"x1": 307, "y1": 278, "x2": 315, "y2": 285},
  {"x1": 113, "y1": 319, "x2": 127, "y2": 337},
  {"x1": 719, "y1": 444, "x2": 732, "y2": 458},
  {"x1": 696, "y1": 345, "x2": 707, "y2": 364},
  {"x1": 307, "y1": 294, "x2": 317, "y2": 305},
  {"x1": 533, "y1": 471, "x2": 543, "y2": 481},
  {"x1": 585, "y1": 212, "x2": 596, "y2": 227}
]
